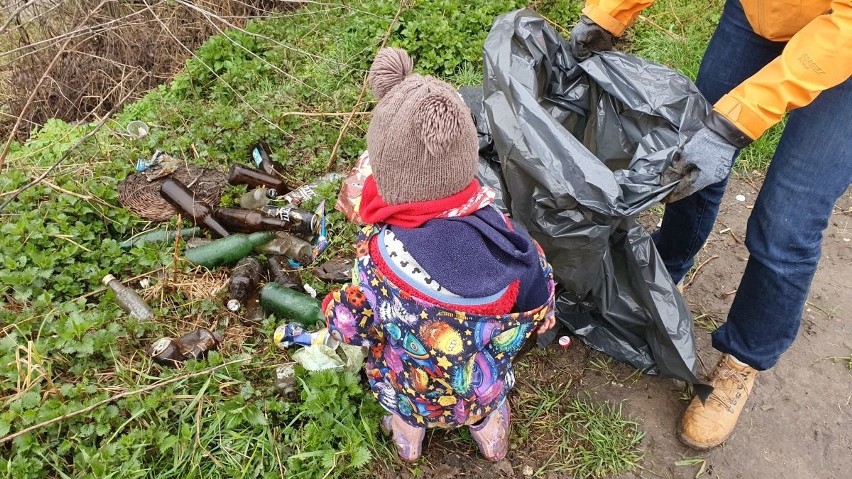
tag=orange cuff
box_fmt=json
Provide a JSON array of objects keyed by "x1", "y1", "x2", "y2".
[
  {"x1": 582, "y1": 5, "x2": 628, "y2": 37},
  {"x1": 713, "y1": 95, "x2": 768, "y2": 141}
]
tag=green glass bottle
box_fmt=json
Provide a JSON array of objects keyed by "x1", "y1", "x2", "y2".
[
  {"x1": 184, "y1": 231, "x2": 273, "y2": 269},
  {"x1": 260, "y1": 282, "x2": 324, "y2": 326},
  {"x1": 120, "y1": 226, "x2": 201, "y2": 249}
]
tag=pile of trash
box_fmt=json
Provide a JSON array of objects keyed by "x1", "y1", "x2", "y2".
[{"x1": 110, "y1": 140, "x2": 364, "y2": 396}]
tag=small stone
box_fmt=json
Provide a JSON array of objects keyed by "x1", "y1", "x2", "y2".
[{"x1": 522, "y1": 465, "x2": 534, "y2": 476}]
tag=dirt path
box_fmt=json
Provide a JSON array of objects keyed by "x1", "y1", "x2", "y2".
[{"x1": 378, "y1": 177, "x2": 852, "y2": 479}]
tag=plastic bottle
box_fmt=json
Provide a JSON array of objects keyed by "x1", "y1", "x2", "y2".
[
  {"x1": 239, "y1": 187, "x2": 272, "y2": 209},
  {"x1": 259, "y1": 205, "x2": 318, "y2": 237},
  {"x1": 273, "y1": 323, "x2": 339, "y2": 350},
  {"x1": 119, "y1": 226, "x2": 201, "y2": 249},
  {"x1": 249, "y1": 142, "x2": 286, "y2": 177},
  {"x1": 159, "y1": 178, "x2": 230, "y2": 238},
  {"x1": 212, "y1": 207, "x2": 293, "y2": 234},
  {"x1": 254, "y1": 232, "x2": 312, "y2": 264},
  {"x1": 228, "y1": 164, "x2": 289, "y2": 196},
  {"x1": 227, "y1": 257, "x2": 262, "y2": 312},
  {"x1": 267, "y1": 256, "x2": 303, "y2": 292},
  {"x1": 102, "y1": 274, "x2": 154, "y2": 319},
  {"x1": 184, "y1": 231, "x2": 274, "y2": 269},
  {"x1": 260, "y1": 282, "x2": 324, "y2": 326}
]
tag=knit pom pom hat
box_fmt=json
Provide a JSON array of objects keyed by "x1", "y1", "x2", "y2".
[{"x1": 366, "y1": 47, "x2": 478, "y2": 205}]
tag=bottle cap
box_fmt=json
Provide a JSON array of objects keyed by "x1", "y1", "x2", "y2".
[
  {"x1": 102, "y1": 274, "x2": 116, "y2": 286},
  {"x1": 558, "y1": 335, "x2": 573, "y2": 349},
  {"x1": 226, "y1": 299, "x2": 241, "y2": 312}
]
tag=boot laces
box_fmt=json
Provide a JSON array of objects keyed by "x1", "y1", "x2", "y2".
[{"x1": 707, "y1": 361, "x2": 752, "y2": 412}]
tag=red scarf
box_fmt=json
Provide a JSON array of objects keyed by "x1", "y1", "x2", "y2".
[{"x1": 359, "y1": 175, "x2": 493, "y2": 227}]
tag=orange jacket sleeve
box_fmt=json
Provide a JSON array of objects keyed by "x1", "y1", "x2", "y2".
[
  {"x1": 582, "y1": 0, "x2": 657, "y2": 37},
  {"x1": 715, "y1": 1, "x2": 852, "y2": 140}
]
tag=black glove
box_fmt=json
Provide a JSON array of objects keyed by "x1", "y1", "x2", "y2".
[
  {"x1": 661, "y1": 112, "x2": 753, "y2": 203},
  {"x1": 570, "y1": 15, "x2": 616, "y2": 60}
]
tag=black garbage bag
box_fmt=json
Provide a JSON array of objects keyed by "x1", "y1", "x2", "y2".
[{"x1": 466, "y1": 9, "x2": 713, "y2": 390}]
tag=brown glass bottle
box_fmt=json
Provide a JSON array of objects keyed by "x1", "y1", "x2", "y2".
[
  {"x1": 249, "y1": 142, "x2": 287, "y2": 178},
  {"x1": 213, "y1": 207, "x2": 291, "y2": 234},
  {"x1": 160, "y1": 178, "x2": 230, "y2": 238},
  {"x1": 227, "y1": 257, "x2": 262, "y2": 312},
  {"x1": 228, "y1": 164, "x2": 289, "y2": 196},
  {"x1": 267, "y1": 255, "x2": 303, "y2": 292}
]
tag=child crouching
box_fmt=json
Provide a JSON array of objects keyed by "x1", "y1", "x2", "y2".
[{"x1": 323, "y1": 47, "x2": 555, "y2": 462}]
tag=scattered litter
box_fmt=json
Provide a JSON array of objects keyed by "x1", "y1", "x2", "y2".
[
  {"x1": 254, "y1": 231, "x2": 313, "y2": 264},
  {"x1": 291, "y1": 342, "x2": 365, "y2": 373},
  {"x1": 335, "y1": 150, "x2": 371, "y2": 224},
  {"x1": 139, "y1": 151, "x2": 180, "y2": 180},
  {"x1": 260, "y1": 282, "x2": 324, "y2": 326},
  {"x1": 126, "y1": 120, "x2": 149, "y2": 139},
  {"x1": 735, "y1": 194, "x2": 746, "y2": 202},
  {"x1": 160, "y1": 178, "x2": 229, "y2": 237},
  {"x1": 148, "y1": 328, "x2": 223, "y2": 367},
  {"x1": 844, "y1": 238, "x2": 850, "y2": 242},
  {"x1": 558, "y1": 336, "x2": 573, "y2": 349},
  {"x1": 274, "y1": 363, "x2": 298, "y2": 396},
  {"x1": 227, "y1": 257, "x2": 262, "y2": 312},
  {"x1": 315, "y1": 257, "x2": 354, "y2": 283},
  {"x1": 719, "y1": 228, "x2": 731, "y2": 234},
  {"x1": 228, "y1": 164, "x2": 288, "y2": 197},
  {"x1": 119, "y1": 226, "x2": 201, "y2": 249},
  {"x1": 303, "y1": 283, "x2": 318, "y2": 298},
  {"x1": 102, "y1": 274, "x2": 154, "y2": 319},
  {"x1": 184, "y1": 231, "x2": 274, "y2": 268},
  {"x1": 274, "y1": 323, "x2": 338, "y2": 349}
]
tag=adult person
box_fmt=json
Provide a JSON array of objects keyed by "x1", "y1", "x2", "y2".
[{"x1": 570, "y1": 0, "x2": 852, "y2": 450}]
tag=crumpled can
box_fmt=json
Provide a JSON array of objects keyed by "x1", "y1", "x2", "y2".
[{"x1": 334, "y1": 150, "x2": 371, "y2": 224}]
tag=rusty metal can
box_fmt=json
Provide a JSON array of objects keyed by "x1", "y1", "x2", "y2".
[{"x1": 148, "y1": 337, "x2": 184, "y2": 366}]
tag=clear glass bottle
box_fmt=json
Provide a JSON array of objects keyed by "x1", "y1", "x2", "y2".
[
  {"x1": 102, "y1": 274, "x2": 154, "y2": 319},
  {"x1": 254, "y1": 232, "x2": 312, "y2": 264},
  {"x1": 239, "y1": 187, "x2": 272, "y2": 209}
]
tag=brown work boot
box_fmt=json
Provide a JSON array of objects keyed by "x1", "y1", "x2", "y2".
[{"x1": 679, "y1": 354, "x2": 757, "y2": 450}]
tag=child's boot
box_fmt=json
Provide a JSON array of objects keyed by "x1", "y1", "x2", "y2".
[
  {"x1": 381, "y1": 414, "x2": 425, "y2": 462},
  {"x1": 469, "y1": 401, "x2": 511, "y2": 461}
]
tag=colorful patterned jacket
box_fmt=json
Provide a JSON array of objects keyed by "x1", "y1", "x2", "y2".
[{"x1": 324, "y1": 225, "x2": 555, "y2": 429}]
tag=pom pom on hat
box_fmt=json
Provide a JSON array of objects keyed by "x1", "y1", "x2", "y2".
[
  {"x1": 366, "y1": 47, "x2": 478, "y2": 205},
  {"x1": 369, "y1": 47, "x2": 414, "y2": 99}
]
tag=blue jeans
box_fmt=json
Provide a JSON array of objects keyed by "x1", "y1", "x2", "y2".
[{"x1": 651, "y1": 0, "x2": 852, "y2": 370}]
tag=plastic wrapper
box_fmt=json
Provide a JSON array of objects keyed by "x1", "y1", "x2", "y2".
[
  {"x1": 468, "y1": 9, "x2": 712, "y2": 392},
  {"x1": 335, "y1": 150, "x2": 372, "y2": 224}
]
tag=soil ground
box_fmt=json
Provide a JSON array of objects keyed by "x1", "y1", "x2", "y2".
[{"x1": 377, "y1": 176, "x2": 852, "y2": 479}]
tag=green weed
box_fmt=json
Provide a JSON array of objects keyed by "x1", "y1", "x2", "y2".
[{"x1": 567, "y1": 397, "x2": 645, "y2": 478}]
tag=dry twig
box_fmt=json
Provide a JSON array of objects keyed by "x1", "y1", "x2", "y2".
[{"x1": 683, "y1": 255, "x2": 719, "y2": 290}]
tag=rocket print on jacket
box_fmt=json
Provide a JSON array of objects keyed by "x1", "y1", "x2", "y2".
[{"x1": 325, "y1": 225, "x2": 555, "y2": 428}]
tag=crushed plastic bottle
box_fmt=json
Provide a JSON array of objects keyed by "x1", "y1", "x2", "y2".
[{"x1": 102, "y1": 274, "x2": 154, "y2": 319}]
